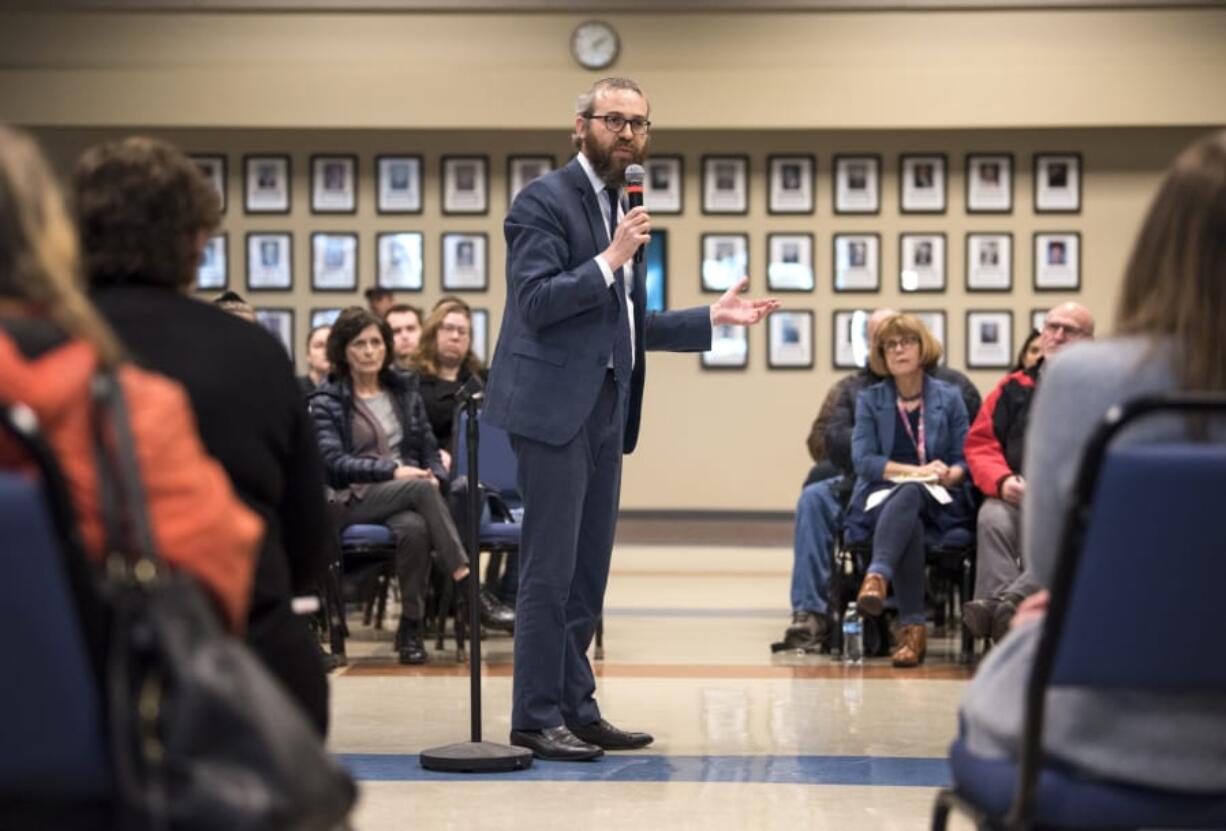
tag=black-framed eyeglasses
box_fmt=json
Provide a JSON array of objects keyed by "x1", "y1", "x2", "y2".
[{"x1": 585, "y1": 113, "x2": 652, "y2": 135}]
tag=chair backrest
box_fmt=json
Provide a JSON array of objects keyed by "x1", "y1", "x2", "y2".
[
  {"x1": 1051, "y1": 441, "x2": 1226, "y2": 690},
  {"x1": 455, "y1": 408, "x2": 519, "y2": 496},
  {"x1": 0, "y1": 468, "x2": 110, "y2": 799}
]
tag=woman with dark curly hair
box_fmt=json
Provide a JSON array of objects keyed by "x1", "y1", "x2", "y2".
[
  {"x1": 309, "y1": 307, "x2": 473, "y2": 664},
  {"x1": 76, "y1": 136, "x2": 334, "y2": 735}
]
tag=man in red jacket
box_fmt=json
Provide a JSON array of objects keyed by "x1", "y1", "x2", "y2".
[{"x1": 962, "y1": 302, "x2": 1094, "y2": 639}]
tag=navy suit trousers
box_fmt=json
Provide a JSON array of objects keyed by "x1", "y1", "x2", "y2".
[{"x1": 509, "y1": 371, "x2": 625, "y2": 729}]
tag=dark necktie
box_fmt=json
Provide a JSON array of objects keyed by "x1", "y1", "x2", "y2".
[{"x1": 604, "y1": 186, "x2": 632, "y2": 382}]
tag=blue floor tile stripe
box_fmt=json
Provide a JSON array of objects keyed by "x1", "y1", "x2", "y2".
[{"x1": 340, "y1": 753, "x2": 951, "y2": 787}]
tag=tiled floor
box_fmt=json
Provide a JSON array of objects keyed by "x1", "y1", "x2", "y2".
[{"x1": 327, "y1": 544, "x2": 976, "y2": 830}]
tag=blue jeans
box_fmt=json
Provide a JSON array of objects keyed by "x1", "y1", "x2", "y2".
[{"x1": 789, "y1": 478, "x2": 843, "y2": 616}]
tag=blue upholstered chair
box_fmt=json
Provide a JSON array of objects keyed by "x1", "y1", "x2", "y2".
[
  {"x1": 933, "y1": 394, "x2": 1226, "y2": 830},
  {"x1": 0, "y1": 405, "x2": 111, "y2": 824}
]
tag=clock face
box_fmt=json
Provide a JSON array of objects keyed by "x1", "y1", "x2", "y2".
[{"x1": 571, "y1": 21, "x2": 619, "y2": 70}]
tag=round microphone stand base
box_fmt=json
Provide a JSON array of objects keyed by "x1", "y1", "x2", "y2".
[{"x1": 420, "y1": 741, "x2": 534, "y2": 773}]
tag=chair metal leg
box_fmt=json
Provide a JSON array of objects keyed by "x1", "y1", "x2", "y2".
[
  {"x1": 931, "y1": 789, "x2": 954, "y2": 831},
  {"x1": 374, "y1": 567, "x2": 390, "y2": 630},
  {"x1": 594, "y1": 616, "x2": 604, "y2": 661},
  {"x1": 324, "y1": 560, "x2": 348, "y2": 659}
]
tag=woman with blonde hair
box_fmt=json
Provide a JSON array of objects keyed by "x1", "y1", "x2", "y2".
[
  {"x1": 0, "y1": 126, "x2": 262, "y2": 631},
  {"x1": 958, "y1": 129, "x2": 1226, "y2": 791},
  {"x1": 410, "y1": 298, "x2": 488, "y2": 460},
  {"x1": 844, "y1": 313, "x2": 974, "y2": 667}
]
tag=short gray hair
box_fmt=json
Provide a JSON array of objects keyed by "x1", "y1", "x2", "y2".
[{"x1": 575, "y1": 77, "x2": 649, "y2": 116}]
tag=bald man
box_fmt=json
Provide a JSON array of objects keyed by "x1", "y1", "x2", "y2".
[{"x1": 962, "y1": 302, "x2": 1095, "y2": 640}]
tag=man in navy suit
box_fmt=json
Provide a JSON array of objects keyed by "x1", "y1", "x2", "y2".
[{"x1": 485, "y1": 77, "x2": 778, "y2": 761}]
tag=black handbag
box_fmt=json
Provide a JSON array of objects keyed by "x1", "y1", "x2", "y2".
[{"x1": 90, "y1": 372, "x2": 356, "y2": 831}]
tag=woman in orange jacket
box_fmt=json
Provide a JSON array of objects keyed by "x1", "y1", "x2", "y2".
[{"x1": 0, "y1": 126, "x2": 262, "y2": 631}]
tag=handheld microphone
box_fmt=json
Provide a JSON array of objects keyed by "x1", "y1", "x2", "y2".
[{"x1": 624, "y1": 164, "x2": 646, "y2": 265}]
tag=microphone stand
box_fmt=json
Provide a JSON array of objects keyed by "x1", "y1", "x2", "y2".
[{"x1": 420, "y1": 378, "x2": 533, "y2": 773}]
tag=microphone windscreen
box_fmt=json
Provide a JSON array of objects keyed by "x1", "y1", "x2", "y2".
[{"x1": 624, "y1": 164, "x2": 645, "y2": 186}]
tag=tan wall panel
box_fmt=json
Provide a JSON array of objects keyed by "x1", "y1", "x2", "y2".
[{"x1": 3, "y1": 9, "x2": 1226, "y2": 128}]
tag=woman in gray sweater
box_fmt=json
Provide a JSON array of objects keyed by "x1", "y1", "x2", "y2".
[{"x1": 958, "y1": 128, "x2": 1226, "y2": 792}]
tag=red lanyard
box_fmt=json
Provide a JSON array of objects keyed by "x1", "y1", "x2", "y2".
[{"x1": 896, "y1": 395, "x2": 927, "y2": 466}]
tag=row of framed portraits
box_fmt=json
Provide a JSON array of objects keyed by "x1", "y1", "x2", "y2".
[
  {"x1": 197, "y1": 231, "x2": 490, "y2": 293},
  {"x1": 704, "y1": 308, "x2": 1050, "y2": 372},
  {"x1": 678, "y1": 152, "x2": 1080, "y2": 216},
  {"x1": 253, "y1": 306, "x2": 491, "y2": 366},
  {"x1": 190, "y1": 151, "x2": 1081, "y2": 219},
  {"x1": 700, "y1": 231, "x2": 1081, "y2": 294},
  {"x1": 190, "y1": 154, "x2": 554, "y2": 216}
]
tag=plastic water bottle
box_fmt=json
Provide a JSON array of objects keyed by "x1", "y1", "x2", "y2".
[{"x1": 843, "y1": 602, "x2": 863, "y2": 664}]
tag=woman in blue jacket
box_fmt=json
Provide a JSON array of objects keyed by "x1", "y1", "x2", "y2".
[{"x1": 846, "y1": 313, "x2": 973, "y2": 667}]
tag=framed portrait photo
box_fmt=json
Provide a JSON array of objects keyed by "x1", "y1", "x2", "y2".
[
  {"x1": 768, "y1": 155, "x2": 815, "y2": 215},
  {"x1": 766, "y1": 233, "x2": 814, "y2": 292},
  {"x1": 442, "y1": 156, "x2": 488, "y2": 215},
  {"x1": 899, "y1": 232, "x2": 946, "y2": 293},
  {"x1": 700, "y1": 233, "x2": 748, "y2": 293},
  {"x1": 701, "y1": 324, "x2": 748, "y2": 370},
  {"x1": 243, "y1": 155, "x2": 291, "y2": 214},
  {"x1": 470, "y1": 308, "x2": 490, "y2": 364},
  {"x1": 376, "y1": 231, "x2": 424, "y2": 291},
  {"x1": 702, "y1": 155, "x2": 748, "y2": 215},
  {"x1": 376, "y1": 155, "x2": 422, "y2": 214},
  {"x1": 310, "y1": 307, "x2": 342, "y2": 330},
  {"x1": 310, "y1": 155, "x2": 357, "y2": 214},
  {"x1": 768, "y1": 310, "x2": 814, "y2": 369},
  {"x1": 311, "y1": 232, "x2": 358, "y2": 292},
  {"x1": 441, "y1": 232, "x2": 488, "y2": 291},
  {"x1": 966, "y1": 310, "x2": 1014, "y2": 370},
  {"x1": 907, "y1": 309, "x2": 947, "y2": 365},
  {"x1": 643, "y1": 228, "x2": 668, "y2": 312},
  {"x1": 196, "y1": 233, "x2": 228, "y2": 292},
  {"x1": 254, "y1": 308, "x2": 294, "y2": 362},
  {"x1": 507, "y1": 155, "x2": 554, "y2": 208},
  {"x1": 1033, "y1": 231, "x2": 1081, "y2": 291},
  {"x1": 966, "y1": 232, "x2": 1013, "y2": 292},
  {"x1": 832, "y1": 233, "x2": 881, "y2": 293},
  {"x1": 900, "y1": 154, "x2": 947, "y2": 214},
  {"x1": 245, "y1": 232, "x2": 293, "y2": 291},
  {"x1": 189, "y1": 155, "x2": 226, "y2": 214},
  {"x1": 1034, "y1": 153, "x2": 1082, "y2": 213},
  {"x1": 966, "y1": 153, "x2": 1013, "y2": 214},
  {"x1": 644, "y1": 156, "x2": 683, "y2": 214},
  {"x1": 833, "y1": 154, "x2": 881, "y2": 215},
  {"x1": 832, "y1": 309, "x2": 873, "y2": 369}
]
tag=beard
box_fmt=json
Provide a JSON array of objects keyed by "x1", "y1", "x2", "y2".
[{"x1": 581, "y1": 130, "x2": 647, "y2": 187}]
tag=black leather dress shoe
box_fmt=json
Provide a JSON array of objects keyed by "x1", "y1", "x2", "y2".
[
  {"x1": 567, "y1": 718, "x2": 654, "y2": 750},
  {"x1": 509, "y1": 726, "x2": 604, "y2": 761}
]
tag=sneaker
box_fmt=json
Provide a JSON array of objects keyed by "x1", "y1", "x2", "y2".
[
  {"x1": 990, "y1": 597, "x2": 1019, "y2": 642},
  {"x1": 782, "y1": 611, "x2": 829, "y2": 649},
  {"x1": 961, "y1": 598, "x2": 1000, "y2": 640}
]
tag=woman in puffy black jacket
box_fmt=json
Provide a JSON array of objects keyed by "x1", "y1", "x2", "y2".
[{"x1": 309, "y1": 307, "x2": 470, "y2": 664}]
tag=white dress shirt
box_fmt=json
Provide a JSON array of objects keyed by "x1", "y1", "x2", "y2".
[{"x1": 577, "y1": 152, "x2": 636, "y2": 368}]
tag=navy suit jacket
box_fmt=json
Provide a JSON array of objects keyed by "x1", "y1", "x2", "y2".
[{"x1": 485, "y1": 158, "x2": 712, "y2": 453}]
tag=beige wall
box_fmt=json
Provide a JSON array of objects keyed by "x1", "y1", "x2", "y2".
[{"x1": 7, "y1": 7, "x2": 1224, "y2": 510}]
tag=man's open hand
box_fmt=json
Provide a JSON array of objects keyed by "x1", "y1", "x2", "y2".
[{"x1": 710, "y1": 277, "x2": 780, "y2": 326}]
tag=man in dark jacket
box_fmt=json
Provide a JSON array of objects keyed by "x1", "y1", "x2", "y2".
[
  {"x1": 780, "y1": 308, "x2": 982, "y2": 649},
  {"x1": 76, "y1": 136, "x2": 333, "y2": 734},
  {"x1": 962, "y1": 302, "x2": 1094, "y2": 639}
]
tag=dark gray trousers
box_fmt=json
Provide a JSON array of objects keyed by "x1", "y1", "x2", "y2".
[{"x1": 341, "y1": 479, "x2": 467, "y2": 619}]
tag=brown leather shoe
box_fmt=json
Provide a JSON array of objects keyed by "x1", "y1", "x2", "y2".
[
  {"x1": 857, "y1": 572, "x2": 888, "y2": 617},
  {"x1": 891, "y1": 624, "x2": 927, "y2": 667}
]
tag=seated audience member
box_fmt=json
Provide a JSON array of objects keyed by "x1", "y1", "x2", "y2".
[
  {"x1": 410, "y1": 298, "x2": 488, "y2": 467},
  {"x1": 962, "y1": 302, "x2": 1094, "y2": 639},
  {"x1": 780, "y1": 309, "x2": 981, "y2": 650},
  {"x1": 959, "y1": 128, "x2": 1226, "y2": 792},
  {"x1": 214, "y1": 289, "x2": 257, "y2": 322},
  {"x1": 0, "y1": 126, "x2": 262, "y2": 631},
  {"x1": 365, "y1": 286, "x2": 395, "y2": 319},
  {"x1": 1014, "y1": 328, "x2": 1042, "y2": 372},
  {"x1": 298, "y1": 323, "x2": 332, "y2": 396},
  {"x1": 385, "y1": 302, "x2": 423, "y2": 373},
  {"x1": 310, "y1": 308, "x2": 495, "y2": 664},
  {"x1": 76, "y1": 136, "x2": 334, "y2": 735},
  {"x1": 847, "y1": 314, "x2": 974, "y2": 667}
]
